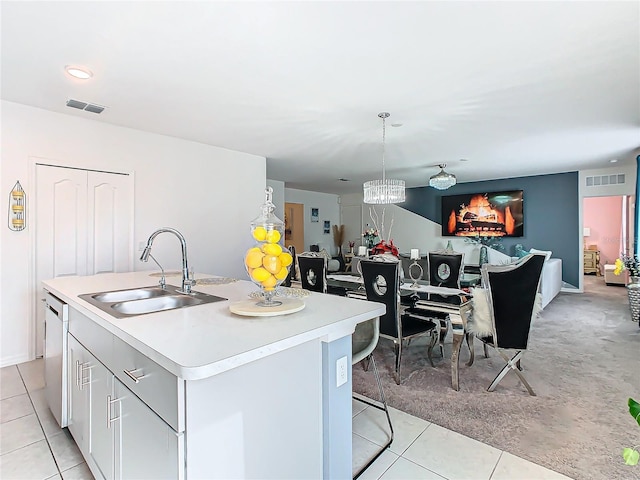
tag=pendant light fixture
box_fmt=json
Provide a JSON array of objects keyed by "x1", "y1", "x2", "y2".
[
  {"x1": 363, "y1": 112, "x2": 406, "y2": 204},
  {"x1": 429, "y1": 164, "x2": 457, "y2": 190}
]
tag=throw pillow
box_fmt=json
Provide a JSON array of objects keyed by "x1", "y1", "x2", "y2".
[
  {"x1": 514, "y1": 244, "x2": 529, "y2": 259},
  {"x1": 468, "y1": 287, "x2": 493, "y2": 338},
  {"x1": 529, "y1": 248, "x2": 552, "y2": 261}
]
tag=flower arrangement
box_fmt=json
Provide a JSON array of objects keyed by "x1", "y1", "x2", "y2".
[
  {"x1": 623, "y1": 397, "x2": 640, "y2": 466},
  {"x1": 362, "y1": 226, "x2": 379, "y2": 249},
  {"x1": 614, "y1": 253, "x2": 640, "y2": 278}
]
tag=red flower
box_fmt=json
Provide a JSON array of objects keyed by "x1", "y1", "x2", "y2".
[{"x1": 370, "y1": 239, "x2": 399, "y2": 257}]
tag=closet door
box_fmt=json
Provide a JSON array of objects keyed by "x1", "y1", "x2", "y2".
[
  {"x1": 35, "y1": 164, "x2": 133, "y2": 357},
  {"x1": 87, "y1": 171, "x2": 133, "y2": 275},
  {"x1": 36, "y1": 165, "x2": 88, "y2": 357}
]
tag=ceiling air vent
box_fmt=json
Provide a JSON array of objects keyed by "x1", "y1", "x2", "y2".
[
  {"x1": 585, "y1": 174, "x2": 625, "y2": 187},
  {"x1": 66, "y1": 99, "x2": 106, "y2": 114}
]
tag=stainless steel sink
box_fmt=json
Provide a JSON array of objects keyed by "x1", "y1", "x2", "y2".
[
  {"x1": 91, "y1": 286, "x2": 172, "y2": 303},
  {"x1": 79, "y1": 285, "x2": 226, "y2": 318}
]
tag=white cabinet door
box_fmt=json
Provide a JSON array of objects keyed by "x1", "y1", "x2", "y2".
[
  {"x1": 88, "y1": 356, "x2": 114, "y2": 480},
  {"x1": 114, "y1": 379, "x2": 182, "y2": 480},
  {"x1": 67, "y1": 335, "x2": 90, "y2": 454},
  {"x1": 35, "y1": 164, "x2": 133, "y2": 356}
]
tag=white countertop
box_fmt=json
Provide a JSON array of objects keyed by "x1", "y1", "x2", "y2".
[{"x1": 43, "y1": 272, "x2": 385, "y2": 381}]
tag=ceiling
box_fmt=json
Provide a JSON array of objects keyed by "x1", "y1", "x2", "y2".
[{"x1": 2, "y1": 1, "x2": 639, "y2": 195}]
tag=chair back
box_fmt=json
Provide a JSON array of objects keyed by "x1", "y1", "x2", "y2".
[
  {"x1": 482, "y1": 253, "x2": 546, "y2": 349},
  {"x1": 428, "y1": 251, "x2": 464, "y2": 288},
  {"x1": 282, "y1": 245, "x2": 296, "y2": 287},
  {"x1": 399, "y1": 254, "x2": 428, "y2": 283},
  {"x1": 297, "y1": 254, "x2": 327, "y2": 293},
  {"x1": 360, "y1": 260, "x2": 401, "y2": 340}
]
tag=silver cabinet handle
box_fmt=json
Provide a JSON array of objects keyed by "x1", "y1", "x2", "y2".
[
  {"x1": 106, "y1": 395, "x2": 120, "y2": 429},
  {"x1": 122, "y1": 368, "x2": 146, "y2": 384},
  {"x1": 75, "y1": 360, "x2": 81, "y2": 387}
]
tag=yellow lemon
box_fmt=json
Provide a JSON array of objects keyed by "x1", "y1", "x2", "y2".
[
  {"x1": 262, "y1": 255, "x2": 282, "y2": 274},
  {"x1": 245, "y1": 248, "x2": 265, "y2": 269},
  {"x1": 261, "y1": 275, "x2": 278, "y2": 289},
  {"x1": 275, "y1": 266, "x2": 289, "y2": 280},
  {"x1": 250, "y1": 267, "x2": 271, "y2": 283},
  {"x1": 265, "y1": 229, "x2": 281, "y2": 244},
  {"x1": 262, "y1": 243, "x2": 283, "y2": 256},
  {"x1": 252, "y1": 226, "x2": 267, "y2": 241},
  {"x1": 279, "y1": 252, "x2": 293, "y2": 267}
]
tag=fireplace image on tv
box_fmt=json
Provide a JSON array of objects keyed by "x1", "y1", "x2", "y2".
[{"x1": 442, "y1": 190, "x2": 524, "y2": 237}]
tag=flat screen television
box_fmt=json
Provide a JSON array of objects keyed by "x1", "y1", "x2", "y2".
[{"x1": 441, "y1": 190, "x2": 524, "y2": 237}]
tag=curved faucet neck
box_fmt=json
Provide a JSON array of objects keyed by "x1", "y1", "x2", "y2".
[{"x1": 141, "y1": 228, "x2": 192, "y2": 294}]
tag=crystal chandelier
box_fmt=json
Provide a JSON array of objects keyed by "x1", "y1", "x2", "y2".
[
  {"x1": 429, "y1": 164, "x2": 457, "y2": 190},
  {"x1": 363, "y1": 112, "x2": 406, "y2": 204}
]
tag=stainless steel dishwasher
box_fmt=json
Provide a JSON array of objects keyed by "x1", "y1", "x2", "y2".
[{"x1": 44, "y1": 290, "x2": 68, "y2": 428}]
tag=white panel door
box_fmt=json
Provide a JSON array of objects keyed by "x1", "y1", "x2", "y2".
[
  {"x1": 36, "y1": 166, "x2": 88, "y2": 357},
  {"x1": 87, "y1": 171, "x2": 133, "y2": 275},
  {"x1": 35, "y1": 164, "x2": 133, "y2": 357}
]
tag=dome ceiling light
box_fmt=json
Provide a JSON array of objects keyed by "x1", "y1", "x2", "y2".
[
  {"x1": 429, "y1": 164, "x2": 457, "y2": 190},
  {"x1": 65, "y1": 65, "x2": 93, "y2": 79}
]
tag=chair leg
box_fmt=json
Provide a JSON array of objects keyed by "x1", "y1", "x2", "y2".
[
  {"x1": 352, "y1": 354, "x2": 394, "y2": 479},
  {"x1": 487, "y1": 350, "x2": 536, "y2": 396},
  {"x1": 483, "y1": 343, "x2": 489, "y2": 358},
  {"x1": 438, "y1": 317, "x2": 449, "y2": 358},
  {"x1": 394, "y1": 341, "x2": 403, "y2": 385},
  {"x1": 362, "y1": 356, "x2": 371, "y2": 372},
  {"x1": 426, "y1": 330, "x2": 437, "y2": 368},
  {"x1": 465, "y1": 333, "x2": 475, "y2": 367}
]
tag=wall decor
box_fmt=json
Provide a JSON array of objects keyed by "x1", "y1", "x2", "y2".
[
  {"x1": 323, "y1": 220, "x2": 330, "y2": 234},
  {"x1": 311, "y1": 207, "x2": 319, "y2": 222},
  {"x1": 8, "y1": 180, "x2": 26, "y2": 231}
]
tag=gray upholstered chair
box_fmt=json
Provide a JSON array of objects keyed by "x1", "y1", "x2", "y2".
[
  {"x1": 466, "y1": 253, "x2": 546, "y2": 395},
  {"x1": 349, "y1": 314, "x2": 393, "y2": 479}
]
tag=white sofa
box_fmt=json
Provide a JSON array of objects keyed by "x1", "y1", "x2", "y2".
[{"x1": 539, "y1": 258, "x2": 562, "y2": 308}]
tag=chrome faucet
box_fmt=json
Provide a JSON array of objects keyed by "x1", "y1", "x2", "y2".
[{"x1": 140, "y1": 227, "x2": 194, "y2": 294}]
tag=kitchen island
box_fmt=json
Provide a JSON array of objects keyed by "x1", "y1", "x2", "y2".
[{"x1": 43, "y1": 271, "x2": 385, "y2": 480}]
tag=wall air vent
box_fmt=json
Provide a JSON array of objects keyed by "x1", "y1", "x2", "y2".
[
  {"x1": 585, "y1": 174, "x2": 625, "y2": 187},
  {"x1": 66, "y1": 99, "x2": 106, "y2": 114}
]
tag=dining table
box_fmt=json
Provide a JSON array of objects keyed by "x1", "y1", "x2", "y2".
[{"x1": 325, "y1": 273, "x2": 477, "y2": 391}]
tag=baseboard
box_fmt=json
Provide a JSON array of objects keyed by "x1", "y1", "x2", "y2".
[{"x1": 0, "y1": 353, "x2": 32, "y2": 368}]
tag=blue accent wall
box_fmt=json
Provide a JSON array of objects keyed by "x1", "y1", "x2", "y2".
[{"x1": 403, "y1": 172, "x2": 580, "y2": 287}]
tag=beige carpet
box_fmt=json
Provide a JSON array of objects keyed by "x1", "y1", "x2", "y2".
[{"x1": 352, "y1": 276, "x2": 640, "y2": 480}]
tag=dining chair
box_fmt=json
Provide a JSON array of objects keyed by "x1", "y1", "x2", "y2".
[
  {"x1": 282, "y1": 245, "x2": 296, "y2": 287},
  {"x1": 466, "y1": 253, "x2": 546, "y2": 395},
  {"x1": 297, "y1": 253, "x2": 327, "y2": 293},
  {"x1": 349, "y1": 314, "x2": 393, "y2": 479},
  {"x1": 408, "y1": 251, "x2": 465, "y2": 358},
  {"x1": 360, "y1": 259, "x2": 439, "y2": 384},
  {"x1": 427, "y1": 251, "x2": 464, "y2": 289}
]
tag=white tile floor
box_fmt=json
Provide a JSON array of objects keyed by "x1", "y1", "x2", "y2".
[{"x1": 1, "y1": 359, "x2": 572, "y2": 480}]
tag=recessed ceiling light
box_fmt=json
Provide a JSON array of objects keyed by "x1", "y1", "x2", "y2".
[
  {"x1": 610, "y1": 159, "x2": 618, "y2": 163},
  {"x1": 391, "y1": 123, "x2": 403, "y2": 128},
  {"x1": 459, "y1": 158, "x2": 469, "y2": 162},
  {"x1": 65, "y1": 65, "x2": 93, "y2": 79},
  {"x1": 339, "y1": 178, "x2": 350, "y2": 182}
]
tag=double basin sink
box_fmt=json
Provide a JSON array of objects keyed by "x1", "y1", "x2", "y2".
[{"x1": 79, "y1": 284, "x2": 226, "y2": 318}]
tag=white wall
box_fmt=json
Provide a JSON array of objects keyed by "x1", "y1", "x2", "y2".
[
  {"x1": 284, "y1": 188, "x2": 340, "y2": 255},
  {"x1": 1, "y1": 101, "x2": 266, "y2": 366}
]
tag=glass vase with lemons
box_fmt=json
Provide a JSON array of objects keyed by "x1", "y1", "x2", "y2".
[{"x1": 244, "y1": 187, "x2": 293, "y2": 306}]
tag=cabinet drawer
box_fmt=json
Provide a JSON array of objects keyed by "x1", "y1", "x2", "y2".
[
  {"x1": 69, "y1": 308, "x2": 113, "y2": 363},
  {"x1": 112, "y1": 335, "x2": 184, "y2": 433}
]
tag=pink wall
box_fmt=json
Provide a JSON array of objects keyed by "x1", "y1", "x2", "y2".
[{"x1": 583, "y1": 196, "x2": 623, "y2": 270}]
